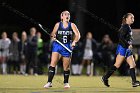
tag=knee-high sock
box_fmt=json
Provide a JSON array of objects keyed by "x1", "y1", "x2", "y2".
[
  {"x1": 103, "y1": 66, "x2": 117, "y2": 79},
  {"x1": 23, "y1": 65, "x2": 26, "y2": 73},
  {"x1": 87, "y1": 65, "x2": 91, "y2": 75},
  {"x1": 72, "y1": 65, "x2": 78, "y2": 74},
  {"x1": 64, "y1": 70, "x2": 70, "y2": 83},
  {"x1": 75, "y1": 64, "x2": 79, "y2": 74},
  {"x1": 130, "y1": 68, "x2": 136, "y2": 82},
  {"x1": 20, "y1": 65, "x2": 24, "y2": 74},
  {"x1": 48, "y1": 66, "x2": 55, "y2": 82},
  {"x1": 2, "y1": 63, "x2": 7, "y2": 74},
  {"x1": 78, "y1": 65, "x2": 83, "y2": 75}
]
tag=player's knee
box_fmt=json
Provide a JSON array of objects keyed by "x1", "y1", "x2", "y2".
[
  {"x1": 130, "y1": 63, "x2": 136, "y2": 68},
  {"x1": 114, "y1": 64, "x2": 120, "y2": 68},
  {"x1": 63, "y1": 67, "x2": 70, "y2": 71},
  {"x1": 50, "y1": 61, "x2": 57, "y2": 67}
]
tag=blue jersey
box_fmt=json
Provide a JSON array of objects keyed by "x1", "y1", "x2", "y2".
[
  {"x1": 52, "y1": 22, "x2": 73, "y2": 57},
  {"x1": 56, "y1": 22, "x2": 73, "y2": 44}
]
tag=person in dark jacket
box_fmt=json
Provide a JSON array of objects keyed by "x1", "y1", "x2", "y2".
[
  {"x1": 8, "y1": 32, "x2": 20, "y2": 74},
  {"x1": 18, "y1": 31, "x2": 28, "y2": 75},
  {"x1": 26, "y1": 27, "x2": 38, "y2": 75},
  {"x1": 97, "y1": 34, "x2": 115, "y2": 72}
]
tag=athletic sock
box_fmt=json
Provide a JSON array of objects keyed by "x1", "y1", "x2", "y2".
[
  {"x1": 71, "y1": 65, "x2": 77, "y2": 75},
  {"x1": 87, "y1": 65, "x2": 91, "y2": 75},
  {"x1": 103, "y1": 66, "x2": 117, "y2": 79},
  {"x1": 78, "y1": 65, "x2": 83, "y2": 75},
  {"x1": 64, "y1": 70, "x2": 70, "y2": 83},
  {"x1": 20, "y1": 65, "x2": 24, "y2": 74},
  {"x1": 48, "y1": 66, "x2": 55, "y2": 82},
  {"x1": 130, "y1": 68, "x2": 136, "y2": 82}
]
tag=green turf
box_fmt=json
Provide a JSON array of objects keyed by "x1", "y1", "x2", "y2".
[{"x1": 0, "y1": 75, "x2": 140, "y2": 93}]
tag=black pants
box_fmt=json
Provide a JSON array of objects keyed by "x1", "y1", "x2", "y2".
[
  {"x1": 26, "y1": 52, "x2": 38, "y2": 74},
  {"x1": 7, "y1": 60, "x2": 20, "y2": 74}
]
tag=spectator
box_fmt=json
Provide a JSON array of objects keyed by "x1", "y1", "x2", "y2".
[
  {"x1": 8, "y1": 32, "x2": 20, "y2": 74},
  {"x1": 0, "y1": 32, "x2": 11, "y2": 74},
  {"x1": 97, "y1": 34, "x2": 115, "y2": 72},
  {"x1": 37, "y1": 32, "x2": 44, "y2": 74},
  {"x1": 18, "y1": 31, "x2": 28, "y2": 75},
  {"x1": 79, "y1": 32, "x2": 97, "y2": 76},
  {"x1": 26, "y1": 27, "x2": 38, "y2": 75},
  {"x1": 71, "y1": 40, "x2": 83, "y2": 76}
]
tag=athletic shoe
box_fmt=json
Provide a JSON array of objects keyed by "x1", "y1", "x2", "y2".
[
  {"x1": 101, "y1": 76, "x2": 110, "y2": 87},
  {"x1": 132, "y1": 81, "x2": 140, "y2": 87},
  {"x1": 64, "y1": 83, "x2": 70, "y2": 88},
  {"x1": 44, "y1": 82, "x2": 52, "y2": 88},
  {"x1": 34, "y1": 73, "x2": 38, "y2": 76}
]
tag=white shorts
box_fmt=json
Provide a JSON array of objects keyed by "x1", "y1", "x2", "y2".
[{"x1": 83, "y1": 49, "x2": 93, "y2": 60}]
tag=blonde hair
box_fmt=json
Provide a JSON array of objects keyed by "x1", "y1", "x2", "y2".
[{"x1": 122, "y1": 13, "x2": 134, "y2": 25}]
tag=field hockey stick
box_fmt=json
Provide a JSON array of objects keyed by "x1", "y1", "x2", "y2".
[
  {"x1": 1, "y1": 2, "x2": 72, "y2": 53},
  {"x1": 38, "y1": 24, "x2": 72, "y2": 53}
]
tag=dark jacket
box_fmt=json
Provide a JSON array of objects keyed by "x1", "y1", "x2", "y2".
[
  {"x1": 118, "y1": 24, "x2": 133, "y2": 48},
  {"x1": 27, "y1": 35, "x2": 38, "y2": 54},
  {"x1": 18, "y1": 40, "x2": 28, "y2": 59}
]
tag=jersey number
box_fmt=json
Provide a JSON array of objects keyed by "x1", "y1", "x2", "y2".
[{"x1": 63, "y1": 36, "x2": 67, "y2": 43}]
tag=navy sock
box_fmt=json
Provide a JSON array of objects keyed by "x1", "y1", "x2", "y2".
[
  {"x1": 48, "y1": 66, "x2": 55, "y2": 82},
  {"x1": 64, "y1": 70, "x2": 70, "y2": 83},
  {"x1": 103, "y1": 66, "x2": 117, "y2": 79},
  {"x1": 130, "y1": 68, "x2": 136, "y2": 82}
]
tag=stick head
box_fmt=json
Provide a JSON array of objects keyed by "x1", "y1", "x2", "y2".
[{"x1": 38, "y1": 24, "x2": 42, "y2": 28}]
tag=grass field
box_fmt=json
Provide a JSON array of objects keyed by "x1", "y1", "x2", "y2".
[{"x1": 0, "y1": 75, "x2": 140, "y2": 93}]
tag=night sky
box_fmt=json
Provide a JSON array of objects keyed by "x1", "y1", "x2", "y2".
[{"x1": 0, "y1": 0, "x2": 140, "y2": 43}]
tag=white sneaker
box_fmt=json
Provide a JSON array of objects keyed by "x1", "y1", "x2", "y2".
[
  {"x1": 44, "y1": 82, "x2": 52, "y2": 88},
  {"x1": 34, "y1": 73, "x2": 38, "y2": 76},
  {"x1": 64, "y1": 83, "x2": 70, "y2": 88}
]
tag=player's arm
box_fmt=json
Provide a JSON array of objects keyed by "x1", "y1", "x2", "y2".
[
  {"x1": 50, "y1": 22, "x2": 59, "y2": 40},
  {"x1": 71, "y1": 23, "x2": 81, "y2": 47}
]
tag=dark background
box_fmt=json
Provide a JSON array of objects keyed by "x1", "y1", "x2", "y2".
[{"x1": 0, "y1": 0, "x2": 140, "y2": 43}]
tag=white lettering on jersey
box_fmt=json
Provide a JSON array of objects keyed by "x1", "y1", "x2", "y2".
[{"x1": 58, "y1": 30, "x2": 72, "y2": 35}]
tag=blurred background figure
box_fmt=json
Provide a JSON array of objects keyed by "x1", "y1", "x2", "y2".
[
  {"x1": 8, "y1": 32, "x2": 20, "y2": 74},
  {"x1": 97, "y1": 34, "x2": 115, "y2": 72},
  {"x1": 26, "y1": 27, "x2": 38, "y2": 75},
  {"x1": 18, "y1": 31, "x2": 28, "y2": 75},
  {"x1": 0, "y1": 32, "x2": 11, "y2": 74},
  {"x1": 79, "y1": 32, "x2": 97, "y2": 76},
  {"x1": 37, "y1": 32, "x2": 44, "y2": 74},
  {"x1": 71, "y1": 40, "x2": 82, "y2": 76}
]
